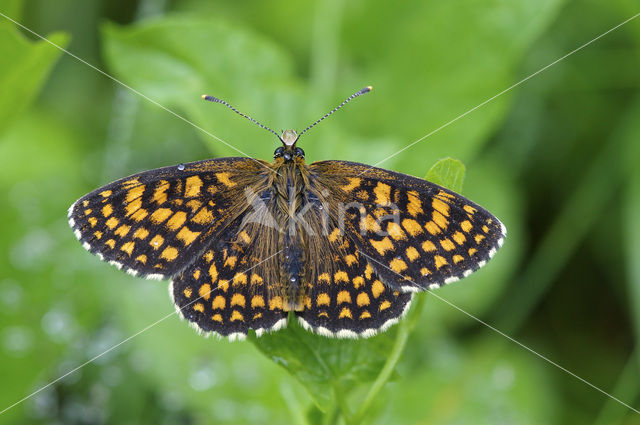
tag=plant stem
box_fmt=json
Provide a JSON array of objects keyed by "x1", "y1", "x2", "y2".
[
  {"x1": 322, "y1": 403, "x2": 339, "y2": 425},
  {"x1": 333, "y1": 383, "x2": 354, "y2": 425},
  {"x1": 351, "y1": 294, "x2": 426, "y2": 424}
]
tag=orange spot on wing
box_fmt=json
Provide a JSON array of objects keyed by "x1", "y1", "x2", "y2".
[
  {"x1": 150, "y1": 208, "x2": 172, "y2": 224},
  {"x1": 370, "y1": 237, "x2": 394, "y2": 255},
  {"x1": 114, "y1": 224, "x2": 131, "y2": 237},
  {"x1": 434, "y1": 255, "x2": 447, "y2": 269},
  {"x1": 440, "y1": 239, "x2": 455, "y2": 251},
  {"x1": 126, "y1": 184, "x2": 145, "y2": 203},
  {"x1": 103, "y1": 206, "x2": 114, "y2": 219},
  {"x1": 133, "y1": 227, "x2": 149, "y2": 240},
  {"x1": 452, "y1": 231, "x2": 466, "y2": 245},
  {"x1": 387, "y1": 222, "x2": 407, "y2": 240},
  {"x1": 317, "y1": 293, "x2": 330, "y2": 306},
  {"x1": 153, "y1": 180, "x2": 169, "y2": 204},
  {"x1": 231, "y1": 293, "x2": 246, "y2": 307},
  {"x1": 339, "y1": 307, "x2": 353, "y2": 319},
  {"x1": 402, "y1": 218, "x2": 423, "y2": 236},
  {"x1": 166, "y1": 211, "x2": 187, "y2": 231},
  {"x1": 120, "y1": 241, "x2": 135, "y2": 256},
  {"x1": 371, "y1": 280, "x2": 384, "y2": 298},
  {"x1": 212, "y1": 295, "x2": 225, "y2": 309},
  {"x1": 432, "y1": 198, "x2": 450, "y2": 217},
  {"x1": 406, "y1": 246, "x2": 420, "y2": 262},
  {"x1": 374, "y1": 182, "x2": 391, "y2": 206},
  {"x1": 425, "y1": 221, "x2": 441, "y2": 235},
  {"x1": 216, "y1": 172, "x2": 236, "y2": 187},
  {"x1": 318, "y1": 273, "x2": 331, "y2": 283},
  {"x1": 199, "y1": 283, "x2": 212, "y2": 300},
  {"x1": 334, "y1": 271, "x2": 349, "y2": 283},
  {"x1": 192, "y1": 207, "x2": 214, "y2": 225},
  {"x1": 160, "y1": 246, "x2": 178, "y2": 261},
  {"x1": 390, "y1": 258, "x2": 408, "y2": 273},
  {"x1": 269, "y1": 296, "x2": 283, "y2": 310},
  {"x1": 149, "y1": 234, "x2": 164, "y2": 249},
  {"x1": 407, "y1": 191, "x2": 423, "y2": 217},
  {"x1": 232, "y1": 272, "x2": 247, "y2": 285},
  {"x1": 209, "y1": 263, "x2": 218, "y2": 282},
  {"x1": 184, "y1": 175, "x2": 202, "y2": 197},
  {"x1": 131, "y1": 208, "x2": 148, "y2": 222},
  {"x1": 422, "y1": 240, "x2": 436, "y2": 252},
  {"x1": 176, "y1": 226, "x2": 201, "y2": 246},
  {"x1": 251, "y1": 295, "x2": 265, "y2": 308},
  {"x1": 105, "y1": 217, "x2": 119, "y2": 229},
  {"x1": 337, "y1": 290, "x2": 352, "y2": 304},
  {"x1": 432, "y1": 211, "x2": 448, "y2": 230},
  {"x1": 353, "y1": 276, "x2": 365, "y2": 289},
  {"x1": 340, "y1": 177, "x2": 361, "y2": 192},
  {"x1": 357, "y1": 292, "x2": 370, "y2": 307}
]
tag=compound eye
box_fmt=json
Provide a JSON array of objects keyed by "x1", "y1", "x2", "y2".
[
  {"x1": 274, "y1": 147, "x2": 285, "y2": 157},
  {"x1": 294, "y1": 147, "x2": 305, "y2": 157}
]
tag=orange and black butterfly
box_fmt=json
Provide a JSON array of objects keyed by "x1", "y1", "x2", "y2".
[{"x1": 68, "y1": 87, "x2": 505, "y2": 340}]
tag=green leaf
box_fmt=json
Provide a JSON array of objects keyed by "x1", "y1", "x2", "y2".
[
  {"x1": 101, "y1": 16, "x2": 303, "y2": 161},
  {"x1": 0, "y1": 23, "x2": 68, "y2": 135},
  {"x1": 249, "y1": 315, "x2": 394, "y2": 411},
  {"x1": 425, "y1": 157, "x2": 466, "y2": 193},
  {"x1": 0, "y1": 0, "x2": 23, "y2": 26}
]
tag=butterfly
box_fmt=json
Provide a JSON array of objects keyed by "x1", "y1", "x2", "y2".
[{"x1": 68, "y1": 86, "x2": 505, "y2": 341}]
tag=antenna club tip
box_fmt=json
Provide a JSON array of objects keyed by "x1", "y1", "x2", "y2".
[
  {"x1": 357, "y1": 86, "x2": 373, "y2": 95},
  {"x1": 201, "y1": 94, "x2": 208, "y2": 100}
]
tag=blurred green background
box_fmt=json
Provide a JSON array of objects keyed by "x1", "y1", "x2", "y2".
[{"x1": 1, "y1": 0, "x2": 640, "y2": 423}]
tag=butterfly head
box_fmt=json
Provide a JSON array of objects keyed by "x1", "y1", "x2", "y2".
[{"x1": 274, "y1": 139, "x2": 305, "y2": 163}]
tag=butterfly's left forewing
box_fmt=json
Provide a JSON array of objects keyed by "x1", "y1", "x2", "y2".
[
  {"x1": 68, "y1": 158, "x2": 270, "y2": 279},
  {"x1": 309, "y1": 160, "x2": 506, "y2": 292}
]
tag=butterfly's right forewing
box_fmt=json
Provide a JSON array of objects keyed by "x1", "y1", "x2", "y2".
[{"x1": 309, "y1": 160, "x2": 506, "y2": 292}]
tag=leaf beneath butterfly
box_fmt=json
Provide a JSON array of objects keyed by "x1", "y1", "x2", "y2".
[
  {"x1": 426, "y1": 157, "x2": 466, "y2": 194},
  {"x1": 249, "y1": 315, "x2": 395, "y2": 411}
]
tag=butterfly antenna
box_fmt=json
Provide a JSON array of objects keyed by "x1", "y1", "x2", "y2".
[
  {"x1": 202, "y1": 94, "x2": 282, "y2": 141},
  {"x1": 299, "y1": 85, "x2": 373, "y2": 138}
]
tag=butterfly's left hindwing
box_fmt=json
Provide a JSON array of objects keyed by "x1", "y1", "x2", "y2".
[
  {"x1": 68, "y1": 158, "x2": 269, "y2": 279},
  {"x1": 170, "y1": 214, "x2": 288, "y2": 340},
  {"x1": 310, "y1": 160, "x2": 506, "y2": 292}
]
